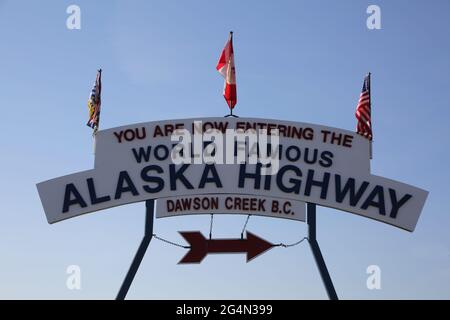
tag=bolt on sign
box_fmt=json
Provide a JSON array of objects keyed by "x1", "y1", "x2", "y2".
[{"x1": 37, "y1": 117, "x2": 428, "y2": 232}]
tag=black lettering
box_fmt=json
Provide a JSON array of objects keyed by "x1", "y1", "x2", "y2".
[
  {"x1": 286, "y1": 146, "x2": 301, "y2": 162},
  {"x1": 335, "y1": 175, "x2": 369, "y2": 206},
  {"x1": 87, "y1": 178, "x2": 110, "y2": 205},
  {"x1": 141, "y1": 165, "x2": 164, "y2": 193},
  {"x1": 154, "y1": 145, "x2": 169, "y2": 161},
  {"x1": 276, "y1": 165, "x2": 302, "y2": 194},
  {"x1": 361, "y1": 186, "x2": 386, "y2": 215},
  {"x1": 199, "y1": 165, "x2": 223, "y2": 188},
  {"x1": 115, "y1": 171, "x2": 139, "y2": 199},
  {"x1": 304, "y1": 148, "x2": 318, "y2": 165},
  {"x1": 62, "y1": 183, "x2": 87, "y2": 213},
  {"x1": 304, "y1": 170, "x2": 330, "y2": 199},
  {"x1": 319, "y1": 151, "x2": 334, "y2": 168},
  {"x1": 238, "y1": 164, "x2": 262, "y2": 189},
  {"x1": 169, "y1": 164, "x2": 194, "y2": 190},
  {"x1": 264, "y1": 174, "x2": 271, "y2": 190},
  {"x1": 389, "y1": 189, "x2": 412, "y2": 218},
  {"x1": 132, "y1": 146, "x2": 152, "y2": 163}
]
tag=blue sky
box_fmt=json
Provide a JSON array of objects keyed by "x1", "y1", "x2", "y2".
[{"x1": 0, "y1": 0, "x2": 449, "y2": 299}]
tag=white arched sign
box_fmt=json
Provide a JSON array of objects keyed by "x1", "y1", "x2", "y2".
[{"x1": 37, "y1": 117, "x2": 428, "y2": 231}]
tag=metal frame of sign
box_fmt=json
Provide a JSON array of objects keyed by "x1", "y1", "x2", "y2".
[{"x1": 115, "y1": 200, "x2": 338, "y2": 300}]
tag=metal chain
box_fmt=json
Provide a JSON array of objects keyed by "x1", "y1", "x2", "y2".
[
  {"x1": 152, "y1": 234, "x2": 190, "y2": 249},
  {"x1": 276, "y1": 237, "x2": 309, "y2": 248},
  {"x1": 151, "y1": 232, "x2": 307, "y2": 250},
  {"x1": 240, "y1": 215, "x2": 251, "y2": 239}
]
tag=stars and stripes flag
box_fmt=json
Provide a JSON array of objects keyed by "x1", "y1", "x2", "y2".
[
  {"x1": 355, "y1": 73, "x2": 372, "y2": 141},
  {"x1": 87, "y1": 69, "x2": 102, "y2": 134},
  {"x1": 216, "y1": 32, "x2": 237, "y2": 111}
]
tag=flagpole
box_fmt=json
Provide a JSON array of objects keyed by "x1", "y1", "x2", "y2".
[{"x1": 93, "y1": 133, "x2": 97, "y2": 154}]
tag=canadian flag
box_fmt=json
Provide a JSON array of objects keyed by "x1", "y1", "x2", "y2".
[{"x1": 216, "y1": 32, "x2": 237, "y2": 110}]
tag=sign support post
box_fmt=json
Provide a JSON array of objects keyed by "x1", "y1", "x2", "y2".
[
  {"x1": 116, "y1": 200, "x2": 155, "y2": 300},
  {"x1": 307, "y1": 203, "x2": 339, "y2": 300}
]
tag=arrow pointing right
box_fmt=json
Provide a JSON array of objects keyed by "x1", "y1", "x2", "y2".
[{"x1": 178, "y1": 231, "x2": 274, "y2": 264}]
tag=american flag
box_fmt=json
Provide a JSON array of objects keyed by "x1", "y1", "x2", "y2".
[
  {"x1": 355, "y1": 73, "x2": 372, "y2": 141},
  {"x1": 87, "y1": 69, "x2": 102, "y2": 134}
]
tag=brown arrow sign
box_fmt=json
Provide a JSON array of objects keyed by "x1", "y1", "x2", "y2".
[{"x1": 178, "y1": 231, "x2": 275, "y2": 264}]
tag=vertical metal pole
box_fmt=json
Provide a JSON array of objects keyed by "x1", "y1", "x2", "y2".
[
  {"x1": 307, "y1": 203, "x2": 338, "y2": 300},
  {"x1": 116, "y1": 200, "x2": 155, "y2": 300}
]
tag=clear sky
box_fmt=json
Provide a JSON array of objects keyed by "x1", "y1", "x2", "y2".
[{"x1": 0, "y1": 0, "x2": 449, "y2": 299}]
